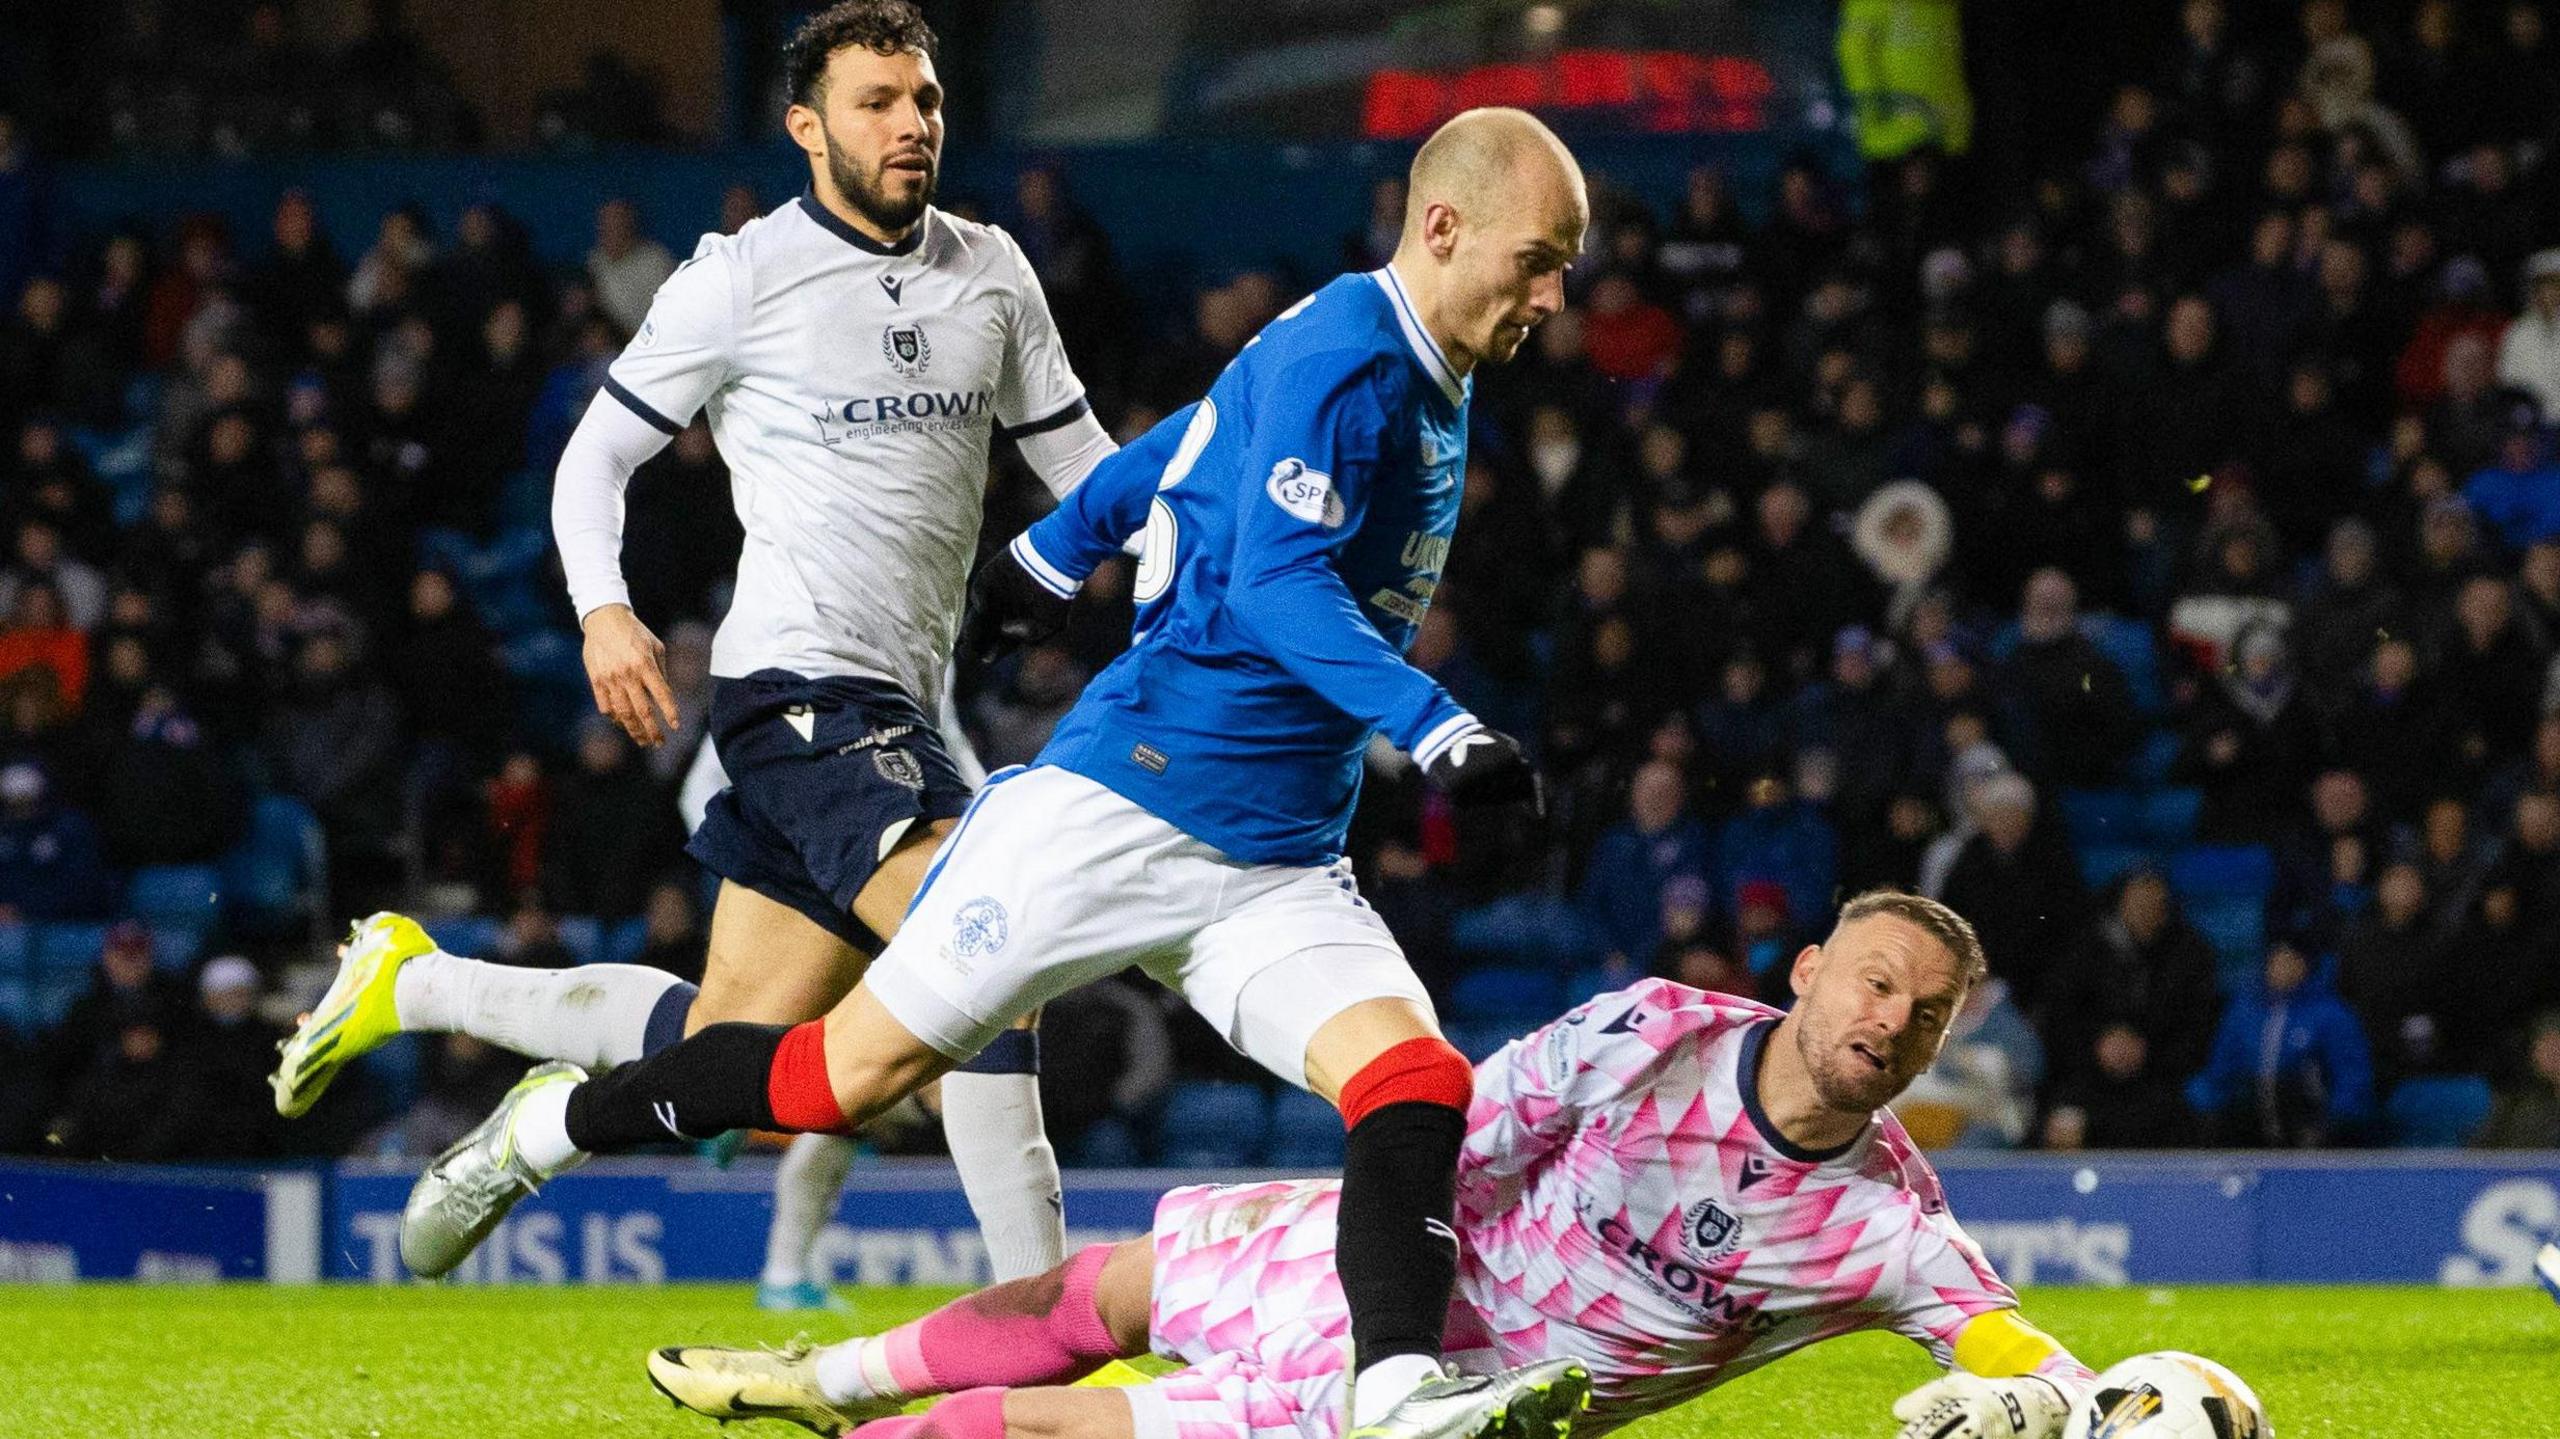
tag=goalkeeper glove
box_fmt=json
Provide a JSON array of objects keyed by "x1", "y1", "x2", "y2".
[
  {"x1": 959, "y1": 543, "x2": 1072, "y2": 664},
  {"x1": 1890, "y1": 1373, "x2": 2072, "y2": 1439},
  {"x1": 1422, "y1": 724, "x2": 1543, "y2": 815}
]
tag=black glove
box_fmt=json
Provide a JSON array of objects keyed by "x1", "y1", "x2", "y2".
[
  {"x1": 1422, "y1": 724, "x2": 1544, "y2": 815},
  {"x1": 958, "y1": 542, "x2": 1072, "y2": 664}
]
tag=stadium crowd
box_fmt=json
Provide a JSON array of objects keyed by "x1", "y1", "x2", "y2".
[{"x1": 3, "y1": 0, "x2": 2560, "y2": 1165}]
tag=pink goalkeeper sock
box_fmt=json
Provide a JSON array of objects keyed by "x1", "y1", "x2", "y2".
[
  {"x1": 851, "y1": 1388, "x2": 1008, "y2": 1439},
  {"x1": 915, "y1": 1243, "x2": 1125, "y2": 1390},
  {"x1": 828, "y1": 1242, "x2": 1128, "y2": 1403}
]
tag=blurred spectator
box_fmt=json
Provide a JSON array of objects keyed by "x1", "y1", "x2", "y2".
[
  {"x1": 2476, "y1": 1011, "x2": 2560, "y2": 1148},
  {"x1": 2, "y1": 517, "x2": 105, "y2": 632},
  {"x1": 2293, "y1": 518, "x2": 2406, "y2": 705},
  {"x1": 1848, "y1": 481, "x2": 1955, "y2": 632},
  {"x1": 1037, "y1": 973, "x2": 1174, "y2": 1158},
  {"x1": 1896, "y1": 972, "x2": 2041, "y2": 1149},
  {"x1": 375, "y1": 1033, "x2": 529, "y2": 1159},
  {"x1": 1579, "y1": 760, "x2": 1710, "y2": 968},
  {"x1": 1935, "y1": 769, "x2": 2085, "y2": 1005},
  {"x1": 98, "y1": 681, "x2": 242, "y2": 866},
  {"x1": 0, "y1": 579, "x2": 88, "y2": 707},
  {"x1": 2328, "y1": 637, "x2": 2455, "y2": 824},
  {"x1": 542, "y1": 718, "x2": 678, "y2": 920},
  {"x1": 262, "y1": 627, "x2": 404, "y2": 861},
  {"x1": 2047, "y1": 868, "x2": 2221, "y2": 1087},
  {"x1": 2496, "y1": 249, "x2": 2560, "y2": 420},
  {"x1": 2336, "y1": 858, "x2": 2461, "y2": 1086},
  {"x1": 630, "y1": 880, "x2": 705, "y2": 984},
  {"x1": 2461, "y1": 412, "x2": 2560, "y2": 552},
  {"x1": 2266, "y1": 769, "x2": 2381, "y2": 954},
  {"x1": 586, "y1": 198, "x2": 673, "y2": 338},
  {"x1": 0, "y1": 760, "x2": 111, "y2": 919},
  {"x1": 2187, "y1": 940, "x2": 2376, "y2": 1146},
  {"x1": 2438, "y1": 575, "x2": 2548, "y2": 762},
  {"x1": 38, "y1": 921, "x2": 189, "y2": 1095},
  {"x1": 188, "y1": 956, "x2": 287, "y2": 1157},
  {"x1": 2004, "y1": 569, "x2": 2136, "y2": 786},
  {"x1": 2044, "y1": 1024, "x2": 2196, "y2": 1150},
  {"x1": 1710, "y1": 768, "x2": 1837, "y2": 934},
  {"x1": 46, "y1": 1014, "x2": 203, "y2": 1160},
  {"x1": 2174, "y1": 620, "x2": 2318, "y2": 843}
]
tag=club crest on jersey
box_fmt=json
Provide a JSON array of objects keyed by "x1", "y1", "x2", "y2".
[
  {"x1": 1685, "y1": 1198, "x2": 1744, "y2": 1262},
  {"x1": 873, "y1": 747, "x2": 925, "y2": 790},
  {"x1": 882, "y1": 323, "x2": 932, "y2": 377},
  {"x1": 953, "y1": 898, "x2": 1010, "y2": 958},
  {"x1": 1265, "y1": 458, "x2": 1345, "y2": 528}
]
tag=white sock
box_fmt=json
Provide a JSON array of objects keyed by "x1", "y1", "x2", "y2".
[
  {"x1": 1351, "y1": 1355, "x2": 1445, "y2": 1428},
  {"x1": 394, "y1": 951, "x2": 687, "y2": 1068},
  {"x1": 762, "y1": 1132, "x2": 859, "y2": 1288},
  {"x1": 508, "y1": 1075, "x2": 587, "y2": 1176},
  {"x1": 941, "y1": 1069, "x2": 1066, "y2": 1281},
  {"x1": 813, "y1": 1334, "x2": 908, "y2": 1406}
]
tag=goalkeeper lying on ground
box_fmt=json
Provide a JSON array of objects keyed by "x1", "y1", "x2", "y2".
[{"x1": 647, "y1": 890, "x2": 2094, "y2": 1439}]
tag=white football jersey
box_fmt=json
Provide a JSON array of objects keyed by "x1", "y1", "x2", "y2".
[{"x1": 595, "y1": 195, "x2": 1089, "y2": 700}]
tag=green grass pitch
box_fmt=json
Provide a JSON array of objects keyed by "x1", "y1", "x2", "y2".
[{"x1": 2, "y1": 1284, "x2": 2552, "y2": 1437}]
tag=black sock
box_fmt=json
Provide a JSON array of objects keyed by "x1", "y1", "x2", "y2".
[
  {"x1": 1336, "y1": 1099, "x2": 1465, "y2": 1374},
  {"x1": 563, "y1": 1022, "x2": 788, "y2": 1151}
]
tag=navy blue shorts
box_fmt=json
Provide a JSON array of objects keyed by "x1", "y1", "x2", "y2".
[{"x1": 686, "y1": 670, "x2": 974, "y2": 949}]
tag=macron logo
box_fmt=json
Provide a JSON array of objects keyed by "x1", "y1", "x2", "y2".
[
  {"x1": 880, "y1": 274, "x2": 904, "y2": 304},
  {"x1": 1423, "y1": 1218, "x2": 1459, "y2": 1252},
  {"x1": 1445, "y1": 732, "x2": 1496, "y2": 766},
  {"x1": 652, "y1": 1101, "x2": 683, "y2": 1137}
]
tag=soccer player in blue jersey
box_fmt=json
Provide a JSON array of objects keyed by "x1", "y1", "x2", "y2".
[{"x1": 403, "y1": 107, "x2": 1592, "y2": 1439}]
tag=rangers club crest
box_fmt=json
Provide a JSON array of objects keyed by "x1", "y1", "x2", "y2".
[
  {"x1": 882, "y1": 323, "x2": 932, "y2": 377},
  {"x1": 952, "y1": 898, "x2": 1010, "y2": 958}
]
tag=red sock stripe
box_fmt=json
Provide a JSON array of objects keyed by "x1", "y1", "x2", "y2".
[
  {"x1": 1338, "y1": 1036, "x2": 1474, "y2": 1129},
  {"x1": 767, "y1": 1020, "x2": 852, "y2": 1134}
]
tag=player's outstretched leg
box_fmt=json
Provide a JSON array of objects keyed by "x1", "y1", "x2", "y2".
[
  {"x1": 270, "y1": 911, "x2": 696, "y2": 1118},
  {"x1": 398, "y1": 982, "x2": 950, "y2": 1276},
  {"x1": 651, "y1": 1239, "x2": 1151, "y2": 1430}
]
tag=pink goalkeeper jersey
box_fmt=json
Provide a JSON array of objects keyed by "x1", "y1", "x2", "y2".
[{"x1": 1452, "y1": 979, "x2": 2085, "y2": 1433}]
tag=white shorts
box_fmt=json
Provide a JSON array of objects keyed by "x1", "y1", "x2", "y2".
[
  {"x1": 863, "y1": 766, "x2": 1432, "y2": 1089},
  {"x1": 1132, "y1": 1179, "x2": 1499, "y2": 1439}
]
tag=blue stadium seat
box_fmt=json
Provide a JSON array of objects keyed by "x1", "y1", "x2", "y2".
[
  {"x1": 2078, "y1": 844, "x2": 2155, "y2": 892},
  {"x1": 2187, "y1": 896, "x2": 2264, "y2": 971},
  {"x1": 2138, "y1": 788, "x2": 2204, "y2": 848},
  {"x1": 35, "y1": 922, "x2": 109, "y2": 976},
  {"x1": 1069, "y1": 1115, "x2": 1144, "y2": 1169},
  {"x1": 220, "y1": 794, "x2": 322, "y2": 933},
  {"x1": 1266, "y1": 1088, "x2": 1347, "y2": 1169},
  {"x1": 2087, "y1": 615, "x2": 2166, "y2": 716},
  {"x1": 0, "y1": 977, "x2": 28, "y2": 1032},
  {"x1": 603, "y1": 916, "x2": 651, "y2": 968},
  {"x1": 556, "y1": 916, "x2": 603, "y2": 966},
  {"x1": 126, "y1": 864, "x2": 223, "y2": 930},
  {"x1": 1451, "y1": 894, "x2": 1601, "y2": 969},
  {"x1": 149, "y1": 926, "x2": 203, "y2": 973},
  {"x1": 428, "y1": 915, "x2": 505, "y2": 962},
  {"x1": 0, "y1": 921, "x2": 30, "y2": 979},
  {"x1": 2129, "y1": 729, "x2": 2185, "y2": 788},
  {"x1": 1155, "y1": 1082, "x2": 1269, "y2": 1168},
  {"x1": 2168, "y1": 844, "x2": 2275, "y2": 901},
  {"x1": 1450, "y1": 965, "x2": 1564, "y2": 1025},
  {"x1": 2386, "y1": 1075, "x2": 2495, "y2": 1147},
  {"x1": 2059, "y1": 789, "x2": 2142, "y2": 848}
]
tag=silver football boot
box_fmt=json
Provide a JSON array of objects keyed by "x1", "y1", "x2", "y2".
[{"x1": 398, "y1": 1060, "x2": 588, "y2": 1277}]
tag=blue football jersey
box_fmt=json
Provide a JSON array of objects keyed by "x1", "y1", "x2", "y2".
[{"x1": 1012, "y1": 266, "x2": 1480, "y2": 864}]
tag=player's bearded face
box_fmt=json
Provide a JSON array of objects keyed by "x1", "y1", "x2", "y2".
[
  {"x1": 810, "y1": 49, "x2": 944, "y2": 235},
  {"x1": 1792, "y1": 921, "x2": 1962, "y2": 1112}
]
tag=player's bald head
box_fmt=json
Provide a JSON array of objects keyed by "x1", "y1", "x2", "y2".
[
  {"x1": 1402, "y1": 108, "x2": 1585, "y2": 242},
  {"x1": 1391, "y1": 109, "x2": 1586, "y2": 371}
]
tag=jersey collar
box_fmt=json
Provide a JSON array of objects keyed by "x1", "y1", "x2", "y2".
[
  {"x1": 1737, "y1": 1020, "x2": 1868, "y2": 1166},
  {"x1": 798, "y1": 189, "x2": 927, "y2": 257},
  {"x1": 1370, "y1": 265, "x2": 1467, "y2": 409}
]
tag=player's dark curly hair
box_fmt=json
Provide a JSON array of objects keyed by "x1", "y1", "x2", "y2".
[{"x1": 785, "y1": 0, "x2": 939, "y2": 106}]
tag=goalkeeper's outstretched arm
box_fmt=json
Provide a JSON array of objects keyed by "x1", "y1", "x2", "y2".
[{"x1": 1893, "y1": 1310, "x2": 2095, "y2": 1439}]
